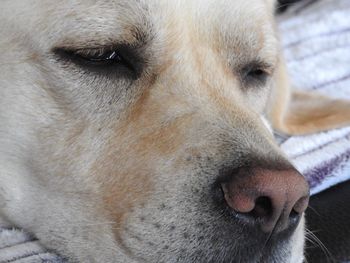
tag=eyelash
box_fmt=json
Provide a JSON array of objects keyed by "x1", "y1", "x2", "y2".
[
  {"x1": 76, "y1": 49, "x2": 122, "y2": 61},
  {"x1": 53, "y1": 46, "x2": 139, "y2": 78}
]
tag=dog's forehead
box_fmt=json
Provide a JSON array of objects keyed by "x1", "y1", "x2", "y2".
[
  {"x1": 70, "y1": 0, "x2": 273, "y2": 36},
  {"x1": 1, "y1": 0, "x2": 277, "y2": 66},
  {"x1": 8, "y1": 0, "x2": 274, "y2": 47}
]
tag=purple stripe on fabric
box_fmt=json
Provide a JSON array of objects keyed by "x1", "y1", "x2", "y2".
[
  {"x1": 285, "y1": 27, "x2": 350, "y2": 48},
  {"x1": 312, "y1": 73, "x2": 350, "y2": 90},
  {"x1": 305, "y1": 149, "x2": 350, "y2": 189},
  {"x1": 290, "y1": 132, "x2": 350, "y2": 159}
]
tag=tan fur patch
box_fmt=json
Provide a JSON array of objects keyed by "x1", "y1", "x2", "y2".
[{"x1": 268, "y1": 55, "x2": 350, "y2": 135}]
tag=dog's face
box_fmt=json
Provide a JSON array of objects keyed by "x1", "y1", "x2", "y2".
[{"x1": 0, "y1": 0, "x2": 309, "y2": 262}]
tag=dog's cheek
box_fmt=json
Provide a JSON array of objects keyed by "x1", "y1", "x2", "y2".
[
  {"x1": 101, "y1": 167, "x2": 154, "y2": 246},
  {"x1": 90, "y1": 96, "x2": 193, "y2": 248}
]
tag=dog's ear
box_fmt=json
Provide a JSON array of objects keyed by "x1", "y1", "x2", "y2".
[{"x1": 267, "y1": 56, "x2": 350, "y2": 135}]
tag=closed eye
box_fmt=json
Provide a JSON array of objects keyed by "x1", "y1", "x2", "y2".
[
  {"x1": 241, "y1": 62, "x2": 271, "y2": 87},
  {"x1": 53, "y1": 45, "x2": 142, "y2": 79},
  {"x1": 247, "y1": 68, "x2": 267, "y2": 80}
]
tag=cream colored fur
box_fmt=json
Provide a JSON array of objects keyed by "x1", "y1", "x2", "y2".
[{"x1": 0, "y1": 0, "x2": 349, "y2": 262}]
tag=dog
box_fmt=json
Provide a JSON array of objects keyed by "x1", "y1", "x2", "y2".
[{"x1": 1, "y1": 0, "x2": 350, "y2": 262}]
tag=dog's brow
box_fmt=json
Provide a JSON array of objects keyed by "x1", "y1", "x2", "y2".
[
  {"x1": 52, "y1": 1, "x2": 153, "y2": 50},
  {"x1": 53, "y1": 25, "x2": 150, "y2": 50}
]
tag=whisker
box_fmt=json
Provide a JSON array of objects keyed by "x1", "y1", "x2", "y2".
[
  {"x1": 307, "y1": 205, "x2": 322, "y2": 217},
  {"x1": 305, "y1": 228, "x2": 333, "y2": 262}
]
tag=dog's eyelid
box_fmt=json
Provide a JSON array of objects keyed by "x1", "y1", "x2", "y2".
[
  {"x1": 239, "y1": 61, "x2": 273, "y2": 87},
  {"x1": 244, "y1": 61, "x2": 273, "y2": 74},
  {"x1": 53, "y1": 44, "x2": 136, "y2": 59},
  {"x1": 60, "y1": 48, "x2": 124, "y2": 63},
  {"x1": 52, "y1": 44, "x2": 144, "y2": 78}
]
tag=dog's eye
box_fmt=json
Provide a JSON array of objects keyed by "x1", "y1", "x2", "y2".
[
  {"x1": 242, "y1": 63, "x2": 270, "y2": 86},
  {"x1": 76, "y1": 50, "x2": 124, "y2": 64},
  {"x1": 54, "y1": 46, "x2": 140, "y2": 78},
  {"x1": 247, "y1": 68, "x2": 266, "y2": 79},
  {"x1": 67, "y1": 49, "x2": 134, "y2": 69}
]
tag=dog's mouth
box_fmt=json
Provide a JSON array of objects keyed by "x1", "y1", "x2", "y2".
[
  {"x1": 121, "y1": 189, "x2": 304, "y2": 263},
  {"x1": 256, "y1": 231, "x2": 297, "y2": 263},
  {"x1": 116, "y1": 161, "x2": 308, "y2": 263},
  {"x1": 211, "y1": 211, "x2": 300, "y2": 263}
]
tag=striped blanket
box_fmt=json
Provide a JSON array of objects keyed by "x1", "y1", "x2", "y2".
[
  {"x1": 278, "y1": 0, "x2": 350, "y2": 195},
  {"x1": 1, "y1": 0, "x2": 349, "y2": 262},
  {"x1": 0, "y1": 220, "x2": 64, "y2": 262}
]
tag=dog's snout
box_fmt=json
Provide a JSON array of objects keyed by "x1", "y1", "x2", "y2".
[{"x1": 220, "y1": 168, "x2": 310, "y2": 233}]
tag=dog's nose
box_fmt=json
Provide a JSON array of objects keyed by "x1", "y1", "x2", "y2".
[{"x1": 220, "y1": 168, "x2": 309, "y2": 233}]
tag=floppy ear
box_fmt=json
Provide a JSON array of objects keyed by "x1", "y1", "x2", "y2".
[{"x1": 267, "y1": 56, "x2": 350, "y2": 135}]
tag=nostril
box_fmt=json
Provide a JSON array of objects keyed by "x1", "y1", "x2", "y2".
[
  {"x1": 287, "y1": 195, "x2": 309, "y2": 226},
  {"x1": 293, "y1": 196, "x2": 310, "y2": 214},
  {"x1": 251, "y1": 196, "x2": 273, "y2": 218},
  {"x1": 289, "y1": 209, "x2": 300, "y2": 220},
  {"x1": 218, "y1": 167, "x2": 310, "y2": 234}
]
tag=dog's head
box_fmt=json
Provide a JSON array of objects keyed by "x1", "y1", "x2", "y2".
[{"x1": 0, "y1": 0, "x2": 309, "y2": 262}]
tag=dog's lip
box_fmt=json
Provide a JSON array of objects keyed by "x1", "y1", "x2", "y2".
[{"x1": 244, "y1": 223, "x2": 297, "y2": 263}]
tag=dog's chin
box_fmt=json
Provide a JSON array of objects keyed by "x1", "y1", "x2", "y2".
[
  {"x1": 121, "y1": 213, "x2": 306, "y2": 263},
  {"x1": 288, "y1": 216, "x2": 306, "y2": 263},
  {"x1": 132, "y1": 233, "x2": 305, "y2": 263},
  {"x1": 259, "y1": 216, "x2": 306, "y2": 263}
]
